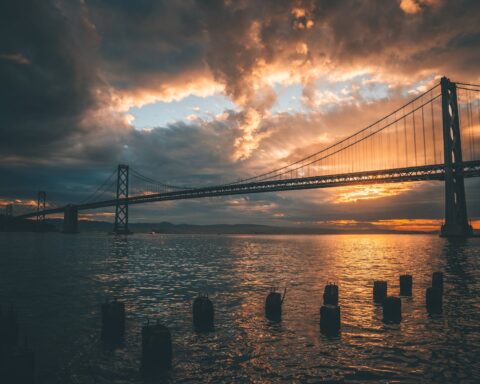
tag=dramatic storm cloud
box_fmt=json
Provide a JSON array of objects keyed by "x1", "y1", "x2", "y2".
[{"x1": 1, "y1": 0, "x2": 479, "y2": 230}]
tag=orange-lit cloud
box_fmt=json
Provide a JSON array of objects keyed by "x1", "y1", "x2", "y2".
[
  {"x1": 399, "y1": 0, "x2": 441, "y2": 14},
  {"x1": 0, "y1": 198, "x2": 37, "y2": 208},
  {"x1": 0, "y1": 53, "x2": 30, "y2": 65},
  {"x1": 333, "y1": 183, "x2": 414, "y2": 203},
  {"x1": 78, "y1": 212, "x2": 115, "y2": 221}
]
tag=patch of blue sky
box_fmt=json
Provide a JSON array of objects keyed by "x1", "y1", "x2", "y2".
[
  {"x1": 129, "y1": 93, "x2": 238, "y2": 129},
  {"x1": 401, "y1": 74, "x2": 437, "y2": 97},
  {"x1": 308, "y1": 74, "x2": 392, "y2": 113},
  {"x1": 321, "y1": 74, "x2": 390, "y2": 101},
  {"x1": 358, "y1": 81, "x2": 390, "y2": 101},
  {"x1": 128, "y1": 74, "x2": 400, "y2": 130},
  {"x1": 271, "y1": 83, "x2": 306, "y2": 114}
]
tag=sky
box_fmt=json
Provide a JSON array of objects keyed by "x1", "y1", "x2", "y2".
[{"x1": 1, "y1": 0, "x2": 480, "y2": 232}]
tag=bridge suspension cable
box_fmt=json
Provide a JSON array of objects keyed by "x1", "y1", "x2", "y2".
[
  {"x1": 46, "y1": 198, "x2": 59, "y2": 209},
  {"x1": 456, "y1": 82, "x2": 480, "y2": 162},
  {"x1": 77, "y1": 169, "x2": 117, "y2": 204},
  {"x1": 221, "y1": 84, "x2": 443, "y2": 186},
  {"x1": 129, "y1": 167, "x2": 195, "y2": 195}
]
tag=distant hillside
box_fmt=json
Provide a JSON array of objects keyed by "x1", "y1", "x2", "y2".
[
  {"x1": 39, "y1": 219, "x2": 435, "y2": 235},
  {"x1": 0, "y1": 217, "x2": 440, "y2": 235}
]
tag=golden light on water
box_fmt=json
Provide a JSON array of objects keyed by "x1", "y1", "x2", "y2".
[{"x1": 313, "y1": 219, "x2": 480, "y2": 232}]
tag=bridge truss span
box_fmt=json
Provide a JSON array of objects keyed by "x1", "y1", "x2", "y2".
[{"x1": 108, "y1": 161, "x2": 480, "y2": 205}]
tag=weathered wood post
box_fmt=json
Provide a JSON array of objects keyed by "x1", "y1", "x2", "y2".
[
  {"x1": 101, "y1": 298, "x2": 125, "y2": 342},
  {"x1": 141, "y1": 321, "x2": 172, "y2": 376},
  {"x1": 399, "y1": 274, "x2": 412, "y2": 296},
  {"x1": 373, "y1": 281, "x2": 388, "y2": 304},
  {"x1": 320, "y1": 305, "x2": 341, "y2": 335},
  {"x1": 426, "y1": 287, "x2": 443, "y2": 314},
  {"x1": 265, "y1": 288, "x2": 286, "y2": 321},
  {"x1": 193, "y1": 294, "x2": 214, "y2": 332},
  {"x1": 382, "y1": 296, "x2": 402, "y2": 323}
]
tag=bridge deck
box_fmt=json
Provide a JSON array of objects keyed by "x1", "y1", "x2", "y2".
[{"x1": 17, "y1": 161, "x2": 480, "y2": 219}]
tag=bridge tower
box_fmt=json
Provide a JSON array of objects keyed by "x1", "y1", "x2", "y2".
[
  {"x1": 37, "y1": 191, "x2": 46, "y2": 223},
  {"x1": 440, "y1": 77, "x2": 473, "y2": 237},
  {"x1": 113, "y1": 164, "x2": 131, "y2": 234}
]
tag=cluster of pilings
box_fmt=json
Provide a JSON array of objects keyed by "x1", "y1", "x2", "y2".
[
  {"x1": 98, "y1": 273, "x2": 445, "y2": 376},
  {"x1": 316, "y1": 272, "x2": 445, "y2": 334},
  {"x1": 372, "y1": 272, "x2": 444, "y2": 324},
  {"x1": 100, "y1": 294, "x2": 215, "y2": 378},
  {"x1": 0, "y1": 304, "x2": 34, "y2": 384}
]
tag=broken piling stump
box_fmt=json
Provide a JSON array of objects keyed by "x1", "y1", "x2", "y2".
[
  {"x1": 101, "y1": 298, "x2": 125, "y2": 342},
  {"x1": 320, "y1": 305, "x2": 341, "y2": 335},
  {"x1": 141, "y1": 321, "x2": 172, "y2": 376},
  {"x1": 193, "y1": 294, "x2": 214, "y2": 332},
  {"x1": 426, "y1": 287, "x2": 443, "y2": 314},
  {"x1": 373, "y1": 281, "x2": 388, "y2": 304},
  {"x1": 382, "y1": 296, "x2": 402, "y2": 323},
  {"x1": 399, "y1": 274, "x2": 412, "y2": 296},
  {"x1": 265, "y1": 288, "x2": 284, "y2": 321}
]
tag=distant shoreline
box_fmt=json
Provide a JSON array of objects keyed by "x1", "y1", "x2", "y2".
[
  {"x1": 5, "y1": 216, "x2": 479, "y2": 236},
  {"x1": 0, "y1": 216, "x2": 443, "y2": 235}
]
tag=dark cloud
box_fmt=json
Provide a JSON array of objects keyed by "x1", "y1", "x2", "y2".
[
  {"x1": 86, "y1": 0, "x2": 207, "y2": 89},
  {"x1": 0, "y1": 0, "x2": 106, "y2": 156}
]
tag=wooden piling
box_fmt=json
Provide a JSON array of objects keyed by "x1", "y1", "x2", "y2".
[
  {"x1": 382, "y1": 296, "x2": 402, "y2": 323},
  {"x1": 193, "y1": 295, "x2": 214, "y2": 332},
  {"x1": 373, "y1": 281, "x2": 388, "y2": 304},
  {"x1": 399, "y1": 275, "x2": 412, "y2": 296}
]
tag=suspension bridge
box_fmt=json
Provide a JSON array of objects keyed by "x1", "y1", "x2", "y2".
[{"x1": 9, "y1": 77, "x2": 480, "y2": 237}]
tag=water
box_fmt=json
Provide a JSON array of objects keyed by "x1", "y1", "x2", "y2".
[{"x1": 1, "y1": 233, "x2": 480, "y2": 383}]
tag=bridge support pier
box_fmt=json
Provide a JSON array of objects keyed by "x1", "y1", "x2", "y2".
[
  {"x1": 440, "y1": 77, "x2": 473, "y2": 238},
  {"x1": 62, "y1": 205, "x2": 78, "y2": 234}
]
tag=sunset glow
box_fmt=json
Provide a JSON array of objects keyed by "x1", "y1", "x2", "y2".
[{"x1": 333, "y1": 184, "x2": 414, "y2": 203}]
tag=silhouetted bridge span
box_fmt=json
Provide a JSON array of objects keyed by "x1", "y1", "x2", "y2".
[{"x1": 11, "y1": 77, "x2": 480, "y2": 237}]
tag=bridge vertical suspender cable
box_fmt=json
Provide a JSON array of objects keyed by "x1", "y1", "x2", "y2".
[{"x1": 430, "y1": 90, "x2": 437, "y2": 164}]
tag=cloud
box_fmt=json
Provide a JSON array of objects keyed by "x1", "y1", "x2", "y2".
[
  {"x1": 0, "y1": 53, "x2": 30, "y2": 65},
  {"x1": 399, "y1": 0, "x2": 441, "y2": 15}
]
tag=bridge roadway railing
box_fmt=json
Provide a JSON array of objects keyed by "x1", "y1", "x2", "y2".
[{"x1": 16, "y1": 160, "x2": 480, "y2": 219}]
